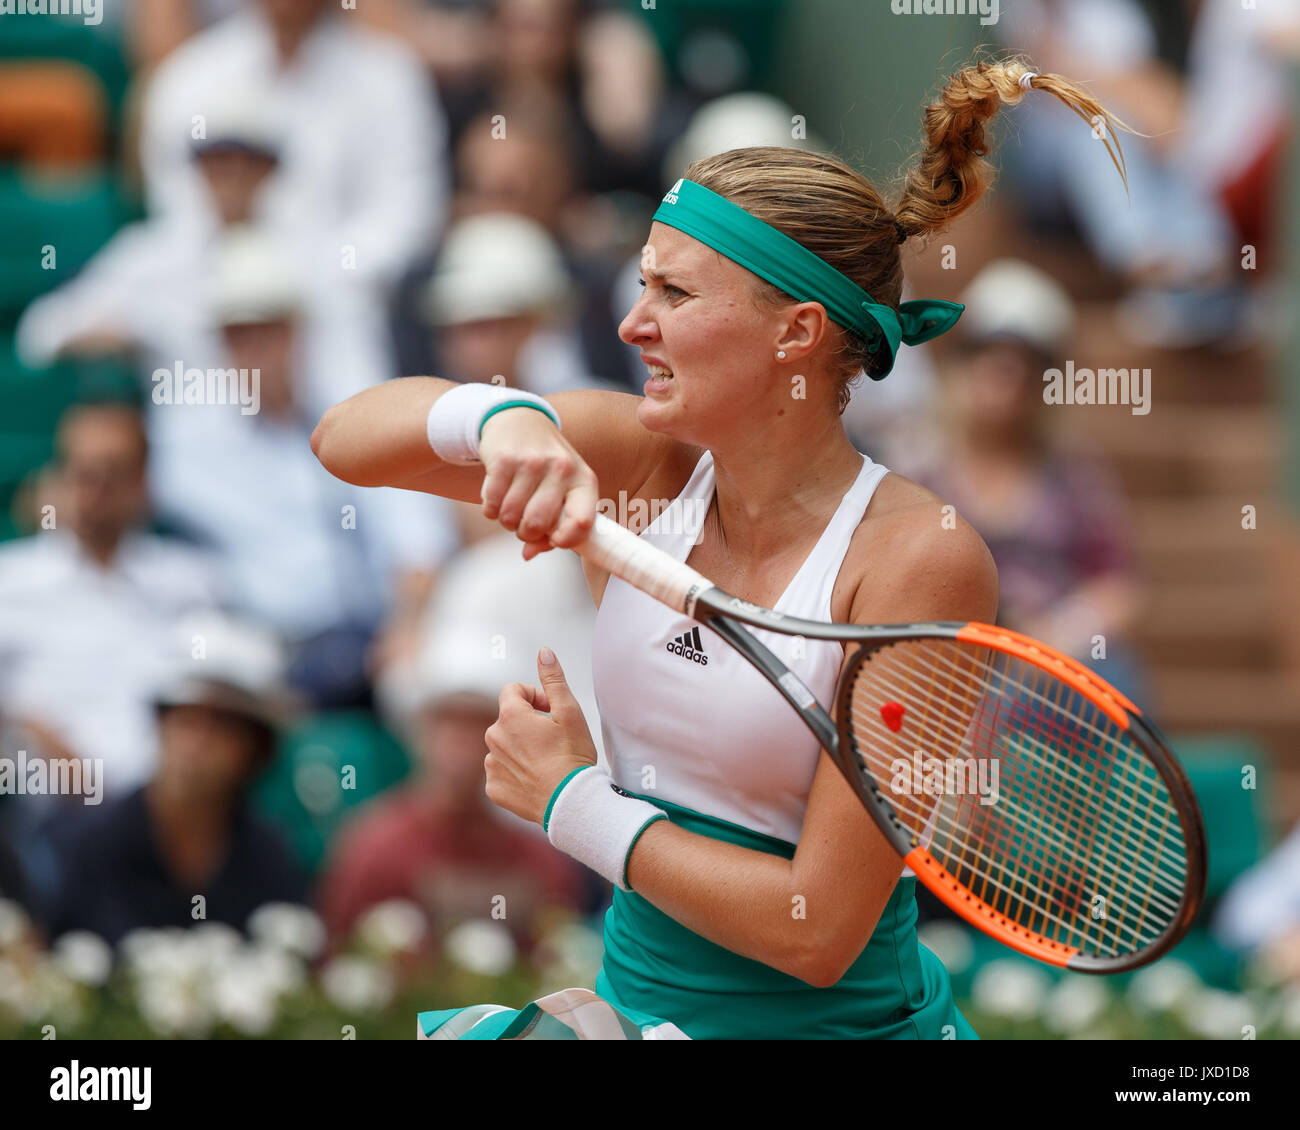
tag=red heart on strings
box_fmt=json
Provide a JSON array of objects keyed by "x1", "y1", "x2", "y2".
[{"x1": 880, "y1": 701, "x2": 905, "y2": 733}]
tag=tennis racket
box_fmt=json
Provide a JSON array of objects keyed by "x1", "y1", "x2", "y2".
[{"x1": 575, "y1": 514, "x2": 1206, "y2": 974}]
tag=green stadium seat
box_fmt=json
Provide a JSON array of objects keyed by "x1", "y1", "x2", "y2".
[
  {"x1": 252, "y1": 710, "x2": 415, "y2": 877},
  {"x1": 0, "y1": 168, "x2": 126, "y2": 326},
  {"x1": 0, "y1": 16, "x2": 130, "y2": 119},
  {"x1": 1171, "y1": 734, "x2": 1272, "y2": 905}
]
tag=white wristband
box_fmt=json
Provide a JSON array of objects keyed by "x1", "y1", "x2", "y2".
[
  {"x1": 543, "y1": 766, "x2": 667, "y2": 891},
  {"x1": 425, "y1": 383, "x2": 561, "y2": 465}
]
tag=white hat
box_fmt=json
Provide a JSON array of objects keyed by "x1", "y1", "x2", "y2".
[
  {"x1": 957, "y1": 259, "x2": 1076, "y2": 355},
  {"x1": 663, "y1": 92, "x2": 821, "y2": 184},
  {"x1": 192, "y1": 86, "x2": 285, "y2": 159},
  {"x1": 423, "y1": 213, "x2": 572, "y2": 327},
  {"x1": 415, "y1": 533, "x2": 599, "y2": 730},
  {"x1": 207, "y1": 225, "x2": 301, "y2": 327},
  {"x1": 152, "y1": 613, "x2": 297, "y2": 731}
]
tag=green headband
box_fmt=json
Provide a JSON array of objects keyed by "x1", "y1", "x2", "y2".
[{"x1": 651, "y1": 178, "x2": 963, "y2": 378}]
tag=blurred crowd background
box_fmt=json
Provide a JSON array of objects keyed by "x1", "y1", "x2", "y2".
[{"x1": 1, "y1": 0, "x2": 1300, "y2": 1039}]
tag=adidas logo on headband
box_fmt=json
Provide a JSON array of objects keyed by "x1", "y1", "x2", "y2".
[{"x1": 662, "y1": 179, "x2": 683, "y2": 206}]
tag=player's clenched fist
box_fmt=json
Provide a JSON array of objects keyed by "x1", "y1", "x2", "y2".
[{"x1": 479, "y1": 408, "x2": 600, "y2": 560}]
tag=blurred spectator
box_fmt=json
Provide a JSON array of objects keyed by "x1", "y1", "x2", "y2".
[
  {"x1": 29, "y1": 614, "x2": 308, "y2": 949},
  {"x1": 423, "y1": 212, "x2": 612, "y2": 395},
  {"x1": 127, "y1": 0, "x2": 247, "y2": 72},
  {"x1": 996, "y1": 0, "x2": 1247, "y2": 347},
  {"x1": 16, "y1": 87, "x2": 283, "y2": 377},
  {"x1": 146, "y1": 228, "x2": 459, "y2": 707},
  {"x1": 0, "y1": 401, "x2": 222, "y2": 794},
  {"x1": 138, "y1": 0, "x2": 449, "y2": 292},
  {"x1": 19, "y1": 84, "x2": 419, "y2": 433},
  {"x1": 1176, "y1": 0, "x2": 1300, "y2": 273},
  {"x1": 356, "y1": 0, "x2": 491, "y2": 91},
  {"x1": 320, "y1": 533, "x2": 598, "y2": 955},
  {"x1": 1213, "y1": 819, "x2": 1300, "y2": 980},
  {"x1": 900, "y1": 260, "x2": 1145, "y2": 699},
  {"x1": 393, "y1": 97, "x2": 644, "y2": 387},
  {"x1": 397, "y1": 0, "x2": 685, "y2": 200}
]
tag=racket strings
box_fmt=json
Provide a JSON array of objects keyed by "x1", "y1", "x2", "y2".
[
  {"x1": 853, "y1": 691, "x2": 1183, "y2": 947},
  {"x1": 858, "y1": 648, "x2": 1174, "y2": 849},
  {"x1": 855, "y1": 654, "x2": 1186, "y2": 893},
  {"x1": 863, "y1": 644, "x2": 1190, "y2": 941},
  {"x1": 864, "y1": 640, "x2": 1185, "y2": 874},
  {"x1": 844, "y1": 639, "x2": 1189, "y2": 958}
]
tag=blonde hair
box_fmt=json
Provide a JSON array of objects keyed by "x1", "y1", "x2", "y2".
[{"x1": 683, "y1": 57, "x2": 1130, "y2": 411}]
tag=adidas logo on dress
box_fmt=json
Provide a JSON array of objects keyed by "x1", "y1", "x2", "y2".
[{"x1": 666, "y1": 626, "x2": 707, "y2": 665}]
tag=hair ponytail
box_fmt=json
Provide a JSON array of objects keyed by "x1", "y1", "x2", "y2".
[
  {"x1": 680, "y1": 57, "x2": 1131, "y2": 402},
  {"x1": 893, "y1": 58, "x2": 1131, "y2": 243}
]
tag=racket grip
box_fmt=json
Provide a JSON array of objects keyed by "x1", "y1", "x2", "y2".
[{"x1": 576, "y1": 514, "x2": 710, "y2": 616}]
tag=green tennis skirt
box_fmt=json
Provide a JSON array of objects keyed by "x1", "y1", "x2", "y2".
[{"x1": 418, "y1": 800, "x2": 978, "y2": 1041}]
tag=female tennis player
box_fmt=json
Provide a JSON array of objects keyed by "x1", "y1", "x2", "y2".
[{"x1": 312, "y1": 59, "x2": 1127, "y2": 1040}]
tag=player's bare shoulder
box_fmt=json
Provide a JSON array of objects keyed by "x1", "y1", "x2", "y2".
[{"x1": 839, "y1": 471, "x2": 998, "y2": 623}]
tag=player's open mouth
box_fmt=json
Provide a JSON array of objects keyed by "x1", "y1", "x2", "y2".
[{"x1": 645, "y1": 365, "x2": 673, "y2": 393}]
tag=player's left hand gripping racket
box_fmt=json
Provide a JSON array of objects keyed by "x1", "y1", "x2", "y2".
[{"x1": 575, "y1": 514, "x2": 1206, "y2": 973}]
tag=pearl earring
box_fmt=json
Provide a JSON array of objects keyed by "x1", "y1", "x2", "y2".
[{"x1": 777, "y1": 350, "x2": 787, "y2": 360}]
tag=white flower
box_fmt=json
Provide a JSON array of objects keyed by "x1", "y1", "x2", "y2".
[
  {"x1": 536, "y1": 920, "x2": 604, "y2": 994},
  {"x1": 247, "y1": 903, "x2": 326, "y2": 960},
  {"x1": 1279, "y1": 987, "x2": 1300, "y2": 1036},
  {"x1": 135, "y1": 968, "x2": 216, "y2": 1038},
  {"x1": 319, "y1": 956, "x2": 395, "y2": 1013},
  {"x1": 970, "y1": 959, "x2": 1051, "y2": 1020},
  {"x1": 244, "y1": 943, "x2": 307, "y2": 997},
  {"x1": 28, "y1": 957, "x2": 84, "y2": 1027},
  {"x1": 0, "y1": 958, "x2": 33, "y2": 1016},
  {"x1": 51, "y1": 931, "x2": 113, "y2": 986},
  {"x1": 187, "y1": 922, "x2": 244, "y2": 971},
  {"x1": 1043, "y1": 974, "x2": 1109, "y2": 1034},
  {"x1": 211, "y1": 955, "x2": 280, "y2": 1036},
  {"x1": 356, "y1": 900, "x2": 427, "y2": 955},
  {"x1": 444, "y1": 919, "x2": 517, "y2": 978},
  {"x1": 1178, "y1": 988, "x2": 1255, "y2": 1040},
  {"x1": 0, "y1": 898, "x2": 29, "y2": 948},
  {"x1": 118, "y1": 927, "x2": 196, "y2": 980},
  {"x1": 917, "y1": 922, "x2": 975, "y2": 975},
  {"x1": 1126, "y1": 959, "x2": 1201, "y2": 1014}
]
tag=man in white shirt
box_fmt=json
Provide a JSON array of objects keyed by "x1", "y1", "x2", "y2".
[
  {"x1": 16, "y1": 84, "x2": 397, "y2": 426},
  {"x1": 148, "y1": 228, "x2": 460, "y2": 705},
  {"x1": 0, "y1": 401, "x2": 222, "y2": 795},
  {"x1": 138, "y1": 0, "x2": 449, "y2": 293}
]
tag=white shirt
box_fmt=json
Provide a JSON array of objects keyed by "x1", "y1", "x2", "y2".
[
  {"x1": 139, "y1": 8, "x2": 448, "y2": 291},
  {"x1": 1213, "y1": 820, "x2": 1300, "y2": 953},
  {"x1": 14, "y1": 211, "x2": 398, "y2": 427},
  {"x1": 148, "y1": 404, "x2": 459, "y2": 641},
  {"x1": 1176, "y1": 0, "x2": 1300, "y2": 191},
  {"x1": 0, "y1": 531, "x2": 222, "y2": 793},
  {"x1": 995, "y1": 0, "x2": 1155, "y2": 71}
]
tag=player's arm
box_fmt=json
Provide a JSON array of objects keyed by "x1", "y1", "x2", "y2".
[
  {"x1": 623, "y1": 516, "x2": 998, "y2": 986},
  {"x1": 310, "y1": 379, "x2": 681, "y2": 551}
]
